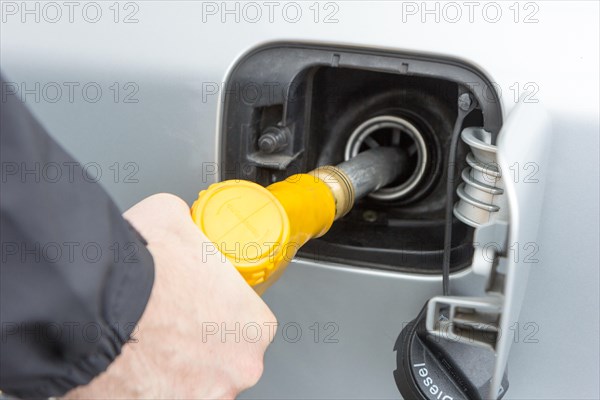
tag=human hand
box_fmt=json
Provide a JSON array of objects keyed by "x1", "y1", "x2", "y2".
[{"x1": 64, "y1": 193, "x2": 277, "y2": 399}]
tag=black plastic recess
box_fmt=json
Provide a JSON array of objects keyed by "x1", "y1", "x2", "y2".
[{"x1": 218, "y1": 42, "x2": 502, "y2": 274}]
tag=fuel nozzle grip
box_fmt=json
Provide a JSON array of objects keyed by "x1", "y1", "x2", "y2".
[
  {"x1": 191, "y1": 173, "x2": 338, "y2": 294},
  {"x1": 190, "y1": 146, "x2": 404, "y2": 294}
]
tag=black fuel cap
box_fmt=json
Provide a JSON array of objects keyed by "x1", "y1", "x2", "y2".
[{"x1": 394, "y1": 302, "x2": 509, "y2": 400}]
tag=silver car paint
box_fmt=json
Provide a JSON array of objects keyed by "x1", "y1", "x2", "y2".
[{"x1": 2, "y1": 2, "x2": 598, "y2": 398}]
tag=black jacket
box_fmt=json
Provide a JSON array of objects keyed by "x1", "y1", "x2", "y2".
[{"x1": 0, "y1": 74, "x2": 155, "y2": 398}]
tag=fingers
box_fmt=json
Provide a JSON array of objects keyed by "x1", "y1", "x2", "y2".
[
  {"x1": 116, "y1": 193, "x2": 277, "y2": 398},
  {"x1": 125, "y1": 193, "x2": 189, "y2": 218},
  {"x1": 123, "y1": 193, "x2": 193, "y2": 240}
]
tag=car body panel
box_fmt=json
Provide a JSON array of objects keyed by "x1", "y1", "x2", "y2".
[{"x1": 2, "y1": 2, "x2": 598, "y2": 398}]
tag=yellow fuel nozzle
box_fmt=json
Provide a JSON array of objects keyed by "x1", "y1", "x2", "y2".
[{"x1": 191, "y1": 147, "x2": 405, "y2": 295}]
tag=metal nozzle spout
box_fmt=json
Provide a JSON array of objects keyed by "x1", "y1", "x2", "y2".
[
  {"x1": 309, "y1": 147, "x2": 407, "y2": 220},
  {"x1": 337, "y1": 147, "x2": 407, "y2": 199}
]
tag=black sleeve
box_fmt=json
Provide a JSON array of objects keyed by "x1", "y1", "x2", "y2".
[{"x1": 0, "y1": 74, "x2": 155, "y2": 398}]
